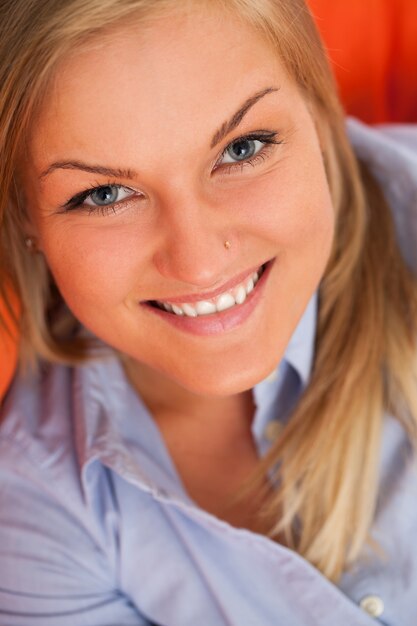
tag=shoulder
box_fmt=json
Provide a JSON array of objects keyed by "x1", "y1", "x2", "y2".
[
  {"x1": 0, "y1": 355, "x2": 124, "y2": 517},
  {"x1": 0, "y1": 360, "x2": 74, "y2": 464},
  {"x1": 0, "y1": 360, "x2": 145, "y2": 623},
  {"x1": 347, "y1": 117, "x2": 417, "y2": 163},
  {"x1": 0, "y1": 360, "x2": 97, "y2": 544},
  {"x1": 0, "y1": 358, "x2": 113, "y2": 565},
  {"x1": 347, "y1": 117, "x2": 417, "y2": 272}
]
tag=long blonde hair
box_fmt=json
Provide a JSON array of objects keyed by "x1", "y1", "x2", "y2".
[{"x1": 1, "y1": 0, "x2": 416, "y2": 583}]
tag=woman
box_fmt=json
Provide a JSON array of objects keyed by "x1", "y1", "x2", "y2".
[{"x1": 0, "y1": 0, "x2": 416, "y2": 624}]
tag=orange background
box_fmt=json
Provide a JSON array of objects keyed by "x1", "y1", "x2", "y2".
[
  {"x1": 308, "y1": 0, "x2": 417, "y2": 123},
  {"x1": 1, "y1": 0, "x2": 416, "y2": 397},
  {"x1": 0, "y1": 290, "x2": 19, "y2": 397}
]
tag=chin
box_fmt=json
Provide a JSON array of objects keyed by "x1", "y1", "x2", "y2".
[{"x1": 168, "y1": 360, "x2": 277, "y2": 397}]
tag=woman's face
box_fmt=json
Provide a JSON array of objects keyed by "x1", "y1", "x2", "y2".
[{"x1": 21, "y1": 5, "x2": 334, "y2": 396}]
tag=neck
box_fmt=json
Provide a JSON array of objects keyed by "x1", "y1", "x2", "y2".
[
  {"x1": 120, "y1": 356, "x2": 256, "y2": 442},
  {"x1": 121, "y1": 355, "x2": 264, "y2": 533}
]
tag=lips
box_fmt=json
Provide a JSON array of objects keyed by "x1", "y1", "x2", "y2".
[
  {"x1": 141, "y1": 259, "x2": 274, "y2": 337},
  {"x1": 147, "y1": 262, "x2": 268, "y2": 318},
  {"x1": 154, "y1": 265, "x2": 265, "y2": 317}
]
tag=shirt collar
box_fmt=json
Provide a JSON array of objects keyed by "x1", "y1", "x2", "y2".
[
  {"x1": 250, "y1": 291, "x2": 318, "y2": 448},
  {"x1": 255, "y1": 290, "x2": 318, "y2": 391},
  {"x1": 283, "y1": 291, "x2": 318, "y2": 389}
]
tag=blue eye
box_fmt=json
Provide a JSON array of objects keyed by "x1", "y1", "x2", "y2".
[
  {"x1": 217, "y1": 131, "x2": 283, "y2": 171},
  {"x1": 63, "y1": 183, "x2": 136, "y2": 214},
  {"x1": 222, "y1": 138, "x2": 261, "y2": 163},
  {"x1": 84, "y1": 185, "x2": 134, "y2": 207}
]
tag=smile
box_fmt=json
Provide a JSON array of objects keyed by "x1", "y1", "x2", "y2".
[{"x1": 150, "y1": 264, "x2": 265, "y2": 317}]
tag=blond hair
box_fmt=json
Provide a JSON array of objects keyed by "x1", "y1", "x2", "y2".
[{"x1": 1, "y1": 0, "x2": 416, "y2": 583}]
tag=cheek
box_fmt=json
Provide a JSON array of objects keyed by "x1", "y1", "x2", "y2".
[
  {"x1": 228, "y1": 155, "x2": 334, "y2": 257},
  {"x1": 39, "y1": 221, "x2": 150, "y2": 313}
]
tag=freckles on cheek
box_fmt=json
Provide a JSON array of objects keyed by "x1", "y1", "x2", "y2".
[
  {"x1": 43, "y1": 227, "x2": 139, "y2": 309},
  {"x1": 231, "y1": 175, "x2": 285, "y2": 229},
  {"x1": 233, "y1": 170, "x2": 333, "y2": 249}
]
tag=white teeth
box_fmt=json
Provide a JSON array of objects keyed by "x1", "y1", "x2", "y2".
[
  {"x1": 182, "y1": 303, "x2": 198, "y2": 317},
  {"x1": 172, "y1": 304, "x2": 184, "y2": 316},
  {"x1": 158, "y1": 265, "x2": 264, "y2": 317},
  {"x1": 216, "y1": 293, "x2": 236, "y2": 312},
  {"x1": 245, "y1": 277, "x2": 254, "y2": 295},
  {"x1": 235, "y1": 285, "x2": 247, "y2": 305},
  {"x1": 195, "y1": 301, "x2": 217, "y2": 315}
]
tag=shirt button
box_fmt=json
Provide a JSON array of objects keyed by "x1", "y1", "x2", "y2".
[
  {"x1": 359, "y1": 595, "x2": 384, "y2": 618},
  {"x1": 264, "y1": 420, "x2": 283, "y2": 442}
]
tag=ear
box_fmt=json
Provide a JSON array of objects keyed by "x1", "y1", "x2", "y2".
[
  {"x1": 21, "y1": 219, "x2": 43, "y2": 254},
  {"x1": 12, "y1": 172, "x2": 42, "y2": 248}
]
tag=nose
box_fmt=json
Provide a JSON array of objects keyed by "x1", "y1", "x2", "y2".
[{"x1": 153, "y1": 193, "x2": 237, "y2": 288}]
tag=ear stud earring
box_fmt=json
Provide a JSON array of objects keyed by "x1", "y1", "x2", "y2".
[{"x1": 24, "y1": 236, "x2": 37, "y2": 252}]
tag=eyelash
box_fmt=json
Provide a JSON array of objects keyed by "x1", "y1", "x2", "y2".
[
  {"x1": 215, "y1": 131, "x2": 282, "y2": 174},
  {"x1": 62, "y1": 130, "x2": 283, "y2": 216}
]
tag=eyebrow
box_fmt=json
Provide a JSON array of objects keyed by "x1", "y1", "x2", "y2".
[
  {"x1": 39, "y1": 85, "x2": 279, "y2": 181},
  {"x1": 39, "y1": 162, "x2": 136, "y2": 182},
  {"x1": 210, "y1": 85, "x2": 279, "y2": 148}
]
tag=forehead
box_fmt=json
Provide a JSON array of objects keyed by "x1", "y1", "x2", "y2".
[{"x1": 29, "y1": 5, "x2": 291, "y2": 166}]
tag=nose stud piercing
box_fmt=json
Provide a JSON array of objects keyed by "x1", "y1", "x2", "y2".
[{"x1": 224, "y1": 240, "x2": 231, "y2": 250}]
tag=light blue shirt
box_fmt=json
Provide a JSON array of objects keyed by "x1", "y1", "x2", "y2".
[{"x1": 0, "y1": 119, "x2": 416, "y2": 625}]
